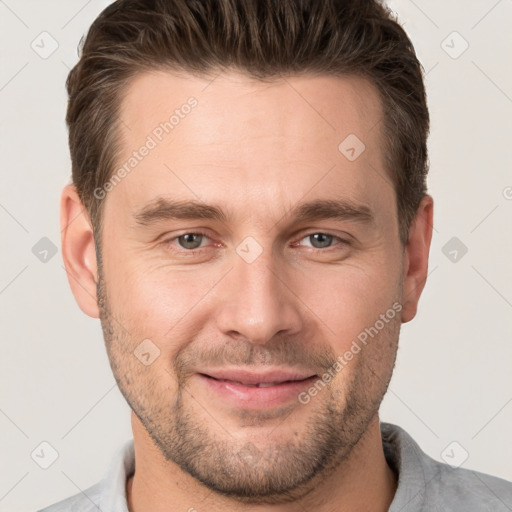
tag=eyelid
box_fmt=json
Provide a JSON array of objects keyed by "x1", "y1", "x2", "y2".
[{"x1": 292, "y1": 231, "x2": 350, "y2": 249}]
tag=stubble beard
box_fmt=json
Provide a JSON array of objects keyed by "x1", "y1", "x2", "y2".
[{"x1": 96, "y1": 266, "x2": 399, "y2": 504}]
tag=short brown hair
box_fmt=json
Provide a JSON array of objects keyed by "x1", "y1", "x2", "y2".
[{"x1": 66, "y1": 0, "x2": 429, "y2": 245}]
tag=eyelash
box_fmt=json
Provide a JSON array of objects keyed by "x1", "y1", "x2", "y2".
[{"x1": 162, "y1": 231, "x2": 350, "y2": 254}]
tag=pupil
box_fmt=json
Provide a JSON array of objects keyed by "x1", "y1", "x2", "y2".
[
  {"x1": 180, "y1": 234, "x2": 202, "y2": 249},
  {"x1": 311, "y1": 233, "x2": 332, "y2": 248}
]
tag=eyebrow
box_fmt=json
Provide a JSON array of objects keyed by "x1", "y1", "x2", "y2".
[{"x1": 133, "y1": 197, "x2": 374, "y2": 227}]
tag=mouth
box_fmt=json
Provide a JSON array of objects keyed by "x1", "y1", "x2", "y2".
[
  {"x1": 206, "y1": 379, "x2": 306, "y2": 387},
  {"x1": 197, "y1": 368, "x2": 318, "y2": 409}
]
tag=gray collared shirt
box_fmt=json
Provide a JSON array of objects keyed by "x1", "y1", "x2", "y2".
[{"x1": 37, "y1": 422, "x2": 512, "y2": 511}]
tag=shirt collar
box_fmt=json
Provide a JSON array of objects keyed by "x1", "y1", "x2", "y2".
[
  {"x1": 98, "y1": 438, "x2": 134, "y2": 512},
  {"x1": 382, "y1": 422, "x2": 430, "y2": 511}
]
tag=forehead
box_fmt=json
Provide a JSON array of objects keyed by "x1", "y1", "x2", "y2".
[
  {"x1": 119, "y1": 70, "x2": 383, "y2": 149},
  {"x1": 109, "y1": 70, "x2": 394, "y2": 225}
]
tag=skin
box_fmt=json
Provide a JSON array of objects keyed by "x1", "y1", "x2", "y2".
[{"x1": 61, "y1": 70, "x2": 433, "y2": 512}]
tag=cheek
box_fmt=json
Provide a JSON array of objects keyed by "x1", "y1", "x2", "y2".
[
  {"x1": 104, "y1": 253, "x2": 226, "y2": 349},
  {"x1": 296, "y1": 259, "x2": 401, "y2": 352}
]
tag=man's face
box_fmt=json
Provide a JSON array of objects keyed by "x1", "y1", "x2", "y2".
[{"x1": 97, "y1": 71, "x2": 406, "y2": 500}]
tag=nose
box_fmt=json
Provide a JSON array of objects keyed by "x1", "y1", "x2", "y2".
[{"x1": 215, "y1": 249, "x2": 303, "y2": 345}]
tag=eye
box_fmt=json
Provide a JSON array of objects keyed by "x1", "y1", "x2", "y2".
[
  {"x1": 163, "y1": 231, "x2": 348, "y2": 254},
  {"x1": 176, "y1": 232, "x2": 207, "y2": 250},
  {"x1": 177, "y1": 233, "x2": 204, "y2": 249},
  {"x1": 296, "y1": 233, "x2": 347, "y2": 250}
]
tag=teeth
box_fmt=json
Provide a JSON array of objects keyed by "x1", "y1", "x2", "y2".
[
  {"x1": 217, "y1": 378, "x2": 303, "y2": 387},
  {"x1": 227, "y1": 381, "x2": 281, "y2": 387}
]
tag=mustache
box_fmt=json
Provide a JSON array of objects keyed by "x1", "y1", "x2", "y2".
[{"x1": 173, "y1": 337, "x2": 338, "y2": 377}]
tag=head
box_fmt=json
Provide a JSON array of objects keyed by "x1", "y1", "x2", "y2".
[{"x1": 61, "y1": 0, "x2": 433, "y2": 503}]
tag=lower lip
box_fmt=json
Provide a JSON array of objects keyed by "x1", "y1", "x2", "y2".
[{"x1": 198, "y1": 374, "x2": 317, "y2": 409}]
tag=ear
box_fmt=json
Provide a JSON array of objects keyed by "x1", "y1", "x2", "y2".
[
  {"x1": 401, "y1": 195, "x2": 434, "y2": 323},
  {"x1": 60, "y1": 184, "x2": 100, "y2": 318}
]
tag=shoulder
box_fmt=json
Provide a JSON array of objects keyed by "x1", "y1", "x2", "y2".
[
  {"x1": 424, "y1": 458, "x2": 512, "y2": 511},
  {"x1": 35, "y1": 439, "x2": 134, "y2": 512},
  {"x1": 381, "y1": 422, "x2": 512, "y2": 511}
]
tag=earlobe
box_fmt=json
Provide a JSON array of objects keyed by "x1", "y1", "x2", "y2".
[
  {"x1": 60, "y1": 184, "x2": 100, "y2": 318},
  {"x1": 401, "y1": 195, "x2": 434, "y2": 323}
]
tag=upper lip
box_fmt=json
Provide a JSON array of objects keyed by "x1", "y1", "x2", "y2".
[{"x1": 200, "y1": 368, "x2": 317, "y2": 385}]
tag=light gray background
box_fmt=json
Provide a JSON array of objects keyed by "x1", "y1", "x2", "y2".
[{"x1": 1, "y1": 1, "x2": 511, "y2": 510}]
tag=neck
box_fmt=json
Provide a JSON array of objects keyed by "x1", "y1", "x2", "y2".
[{"x1": 126, "y1": 412, "x2": 397, "y2": 512}]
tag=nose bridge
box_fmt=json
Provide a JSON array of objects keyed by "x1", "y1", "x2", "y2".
[{"x1": 215, "y1": 242, "x2": 303, "y2": 344}]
